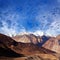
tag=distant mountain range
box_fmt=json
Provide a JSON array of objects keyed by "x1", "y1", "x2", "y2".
[
  {"x1": 12, "y1": 34, "x2": 60, "y2": 53},
  {"x1": 0, "y1": 33, "x2": 60, "y2": 60},
  {"x1": 12, "y1": 34, "x2": 50, "y2": 45}
]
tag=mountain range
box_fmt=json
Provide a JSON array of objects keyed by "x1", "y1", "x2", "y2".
[{"x1": 0, "y1": 33, "x2": 60, "y2": 60}]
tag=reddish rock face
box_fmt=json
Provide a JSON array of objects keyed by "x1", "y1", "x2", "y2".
[{"x1": 43, "y1": 37, "x2": 60, "y2": 54}]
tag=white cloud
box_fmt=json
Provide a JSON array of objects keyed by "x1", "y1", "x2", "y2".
[
  {"x1": 0, "y1": 21, "x2": 16, "y2": 37},
  {"x1": 45, "y1": 20, "x2": 60, "y2": 36},
  {"x1": 35, "y1": 4, "x2": 60, "y2": 37},
  {"x1": 32, "y1": 30, "x2": 44, "y2": 36},
  {"x1": 0, "y1": 3, "x2": 60, "y2": 37},
  {"x1": 17, "y1": 29, "x2": 44, "y2": 36},
  {"x1": 1, "y1": 27, "x2": 16, "y2": 37},
  {"x1": 0, "y1": 10, "x2": 27, "y2": 36}
]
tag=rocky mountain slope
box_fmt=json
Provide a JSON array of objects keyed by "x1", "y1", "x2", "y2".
[
  {"x1": 12, "y1": 34, "x2": 50, "y2": 45},
  {"x1": 0, "y1": 33, "x2": 59, "y2": 60},
  {"x1": 43, "y1": 36, "x2": 60, "y2": 54}
]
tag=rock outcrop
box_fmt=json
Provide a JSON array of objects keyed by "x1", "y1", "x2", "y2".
[
  {"x1": 12, "y1": 34, "x2": 42, "y2": 44},
  {"x1": 43, "y1": 37, "x2": 60, "y2": 54},
  {"x1": 12, "y1": 34, "x2": 50, "y2": 45}
]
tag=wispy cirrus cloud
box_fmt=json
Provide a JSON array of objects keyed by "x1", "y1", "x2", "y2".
[
  {"x1": 0, "y1": 10, "x2": 27, "y2": 36},
  {"x1": 0, "y1": 0, "x2": 60, "y2": 37},
  {"x1": 35, "y1": 2, "x2": 60, "y2": 36},
  {"x1": 45, "y1": 18, "x2": 60, "y2": 36}
]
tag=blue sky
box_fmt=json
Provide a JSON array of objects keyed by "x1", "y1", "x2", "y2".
[{"x1": 0, "y1": 0, "x2": 60, "y2": 36}]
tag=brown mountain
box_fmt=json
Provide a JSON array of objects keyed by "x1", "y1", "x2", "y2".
[
  {"x1": 0, "y1": 54, "x2": 58, "y2": 60},
  {"x1": 12, "y1": 34, "x2": 50, "y2": 46},
  {"x1": 0, "y1": 33, "x2": 59, "y2": 60},
  {"x1": 12, "y1": 34, "x2": 42, "y2": 44},
  {"x1": 43, "y1": 36, "x2": 60, "y2": 54},
  {"x1": 56, "y1": 35, "x2": 60, "y2": 40},
  {"x1": 0, "y1": 33, "x2": 55, "y2": 55},
  {"x1": 12, "y1": 34, "x2": 31, "y2": 43}
]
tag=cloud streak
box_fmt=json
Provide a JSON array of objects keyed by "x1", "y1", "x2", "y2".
[
  {"x1": 0, "y1": 0, "x2": 60, "y2": 37},
  {"x1": 0, "y1": 10, "x2": 27, "y2": 36}
]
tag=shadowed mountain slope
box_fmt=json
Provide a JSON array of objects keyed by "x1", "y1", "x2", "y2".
[
  {"x1": 12, "y1": 34, "x2": 50, "y2": 46},
  {"x1": 0, "y1": 33, "x2": 59, "y2": 60},
  {"x1": 43, "y1": 36, "x2": 60, "y2": 54}
]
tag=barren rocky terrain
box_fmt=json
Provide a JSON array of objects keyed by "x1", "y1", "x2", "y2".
[{"x1": 0, "y1": 33, "x2": 60, "y2": 60}]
